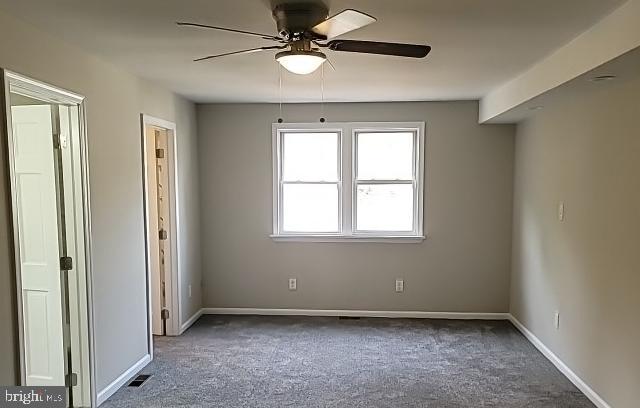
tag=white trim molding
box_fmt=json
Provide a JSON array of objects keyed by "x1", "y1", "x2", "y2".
[
  {"x1": 508, "y1": 315, "x2": 612, "y2": 408},
  {"x1": 203, "y1": 308, "x2": 508, "y2": 320},
  {"x1": 96, "y1": 354, "x2": 151, "y2": 406},
  {"x1": 180, "y1": 308, "x2": 204, "y2": 334}
]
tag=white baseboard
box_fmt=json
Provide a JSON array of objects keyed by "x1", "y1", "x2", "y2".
[
  {"x1": 508, "y1": 315, "x2": 611, "y2": 408},
  {"x1": 96, "y1": 354, "x2": 151, "y2": 406},
  {"x1": 202, "y1": 308, "x2": 509, "y2": 320},
  {"x1": 180, "y1": 308, "x2": 203, "y2": 334}
]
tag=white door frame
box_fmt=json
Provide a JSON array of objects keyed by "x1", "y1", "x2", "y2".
[
  {"x1": 140, "y1": 114, "x2": 181, "y2": 343},
  {"x1": 2, "y1": 70, "x2": 96, "y2": 406}
]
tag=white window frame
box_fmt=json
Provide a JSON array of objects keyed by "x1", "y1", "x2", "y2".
[{"x1": 272, "y1": 122, "x2": 425, "y2": 243}]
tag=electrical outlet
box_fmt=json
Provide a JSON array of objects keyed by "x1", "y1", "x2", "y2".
[
  {"x1": 395, "y1": 279, "x2": 404, "y2": 293},
  {"x1": 288, "y1": 278, "x2": 297, "y2": 291},
  {"x1": 188, "y1": 284, "x2": 192, "y2": 298},
  {"x1": 554, "y1": 311, "x2": 560, "y2": 330}
]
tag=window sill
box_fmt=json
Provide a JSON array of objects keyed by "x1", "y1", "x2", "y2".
[{"x1": 270, "y1": 234, "x2": 426, "y2": 243}]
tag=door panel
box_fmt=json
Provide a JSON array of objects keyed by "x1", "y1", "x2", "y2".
[
  {"x1": 11, "y1": 105, "x2": 65, "y2": 386},
  {"x1": 24, "y1": 291, "x2": 52, "y2": 378}
]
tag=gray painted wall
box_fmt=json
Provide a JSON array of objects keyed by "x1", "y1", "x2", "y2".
[
  {"x1": 511, "y1": 75, "x2": 640, "y2": 408},
  {"x1": 197, "y1": 102, "x2": 515, "y2": 312},
  {"x1": 0, "y1": 9, "x2": 201, "y2": 392}
]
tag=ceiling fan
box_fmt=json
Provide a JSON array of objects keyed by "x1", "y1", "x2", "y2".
[{"x1": 177, "y1": 1, "x2": 431, "y2": 75}]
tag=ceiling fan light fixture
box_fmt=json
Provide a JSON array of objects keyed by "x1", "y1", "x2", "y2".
[{"x1": 276, "y1": 50, "x2": 326, "y2": 75}]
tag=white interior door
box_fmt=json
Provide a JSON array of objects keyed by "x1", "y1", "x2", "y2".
[{"x1": 11, "y1": 104, "x2": 66, "y2": 386}]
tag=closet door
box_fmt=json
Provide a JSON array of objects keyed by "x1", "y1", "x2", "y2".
[{"x1": 11, "y1": 104, "x2": 66, "y2": 386}]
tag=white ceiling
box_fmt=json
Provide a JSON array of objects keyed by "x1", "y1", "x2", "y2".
[{"x1": 0, "y1": 0, "x2": 626, "y2": 103}]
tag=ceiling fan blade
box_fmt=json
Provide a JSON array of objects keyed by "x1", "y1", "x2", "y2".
[
  {"x1": 311, "y1": 9, "x2": 376, "y2": 39},
  {"x1": 194, "y1": 45, "x2": 285, "y2": 62},
  {"x1": 327, "y1": 40, "x2": 431, "y2": 58},
  {"x1": 177, "y1": 22, "x2": 282, "y2": 42}
]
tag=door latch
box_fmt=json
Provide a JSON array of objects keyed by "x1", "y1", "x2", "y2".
[
  {"x1": 161, "y1": 309, "x2": 170, "y2": 320},
  {"x1": 159, "y1": 229, "x2": 168, "y2": 240}
]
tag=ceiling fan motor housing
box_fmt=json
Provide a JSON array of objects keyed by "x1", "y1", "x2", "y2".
[{"x1": 272, "y1": 2, "x2": 328, "y2": 40}]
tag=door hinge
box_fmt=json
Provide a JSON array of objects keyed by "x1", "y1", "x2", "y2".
[
  {"x1": 53, "y1": 132, "x2": 68, "y2": 149},
  {"x1": 161, "y1": 309, "x2": 170, "y2": 320},
  {"x1": 159, "y1": 229, "x2": 168, "y2": 240},
  {"x1": 65, "y1": 372, "x2": 78, "y2": 387},
  {"x1": 60, "y1": 256, "x2": 73, "y2": 271},
  {"x1": 155, "y1": 148, "x2": 165, "y2": 159}
]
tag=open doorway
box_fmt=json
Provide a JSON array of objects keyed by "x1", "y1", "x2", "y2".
[
  {"x1": 2, "y1": 70, "x2": 95, "y2": 407},
  {"x1": 141, "y1": 115, "x2": 180, "y2": 339}
]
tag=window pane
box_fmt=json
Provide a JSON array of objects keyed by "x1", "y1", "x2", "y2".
[
  {"x1": 283, "y1": 184, "x2": 339, "y2": 232},
  {"x1": 357, "y1": 132, "x2": 414, "y2": 180},
  {"x1": 356, "y1": 184, "x2": 414, "y2": 232},
  {"x1": 283, "y1": 132, "x2": 338, "y2": 181}
]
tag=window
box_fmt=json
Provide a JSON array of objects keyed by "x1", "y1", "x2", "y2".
[{"x1": 272, "y1": 122, "x2": 424, "y2": 242}]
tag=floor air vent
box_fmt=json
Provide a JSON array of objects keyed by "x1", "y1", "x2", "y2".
[
  {"x1": 338, "y1": 316, "x2": 361, "y2": 320},
  {"x1": 128, "y1": 374, "x2": 151, "y2": 387}
]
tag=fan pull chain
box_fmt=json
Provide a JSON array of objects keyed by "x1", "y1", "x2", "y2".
[
  {"x1": 320, "y1": 63, "x2": 326, "y2": 123},
  {"x1": 278, "y1": 64, "x2": 284, "y2": 123}
]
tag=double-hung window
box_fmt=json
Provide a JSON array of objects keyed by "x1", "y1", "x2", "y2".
[{"x1": 272, "y1": 122, "x2": 424, "y2": 242}]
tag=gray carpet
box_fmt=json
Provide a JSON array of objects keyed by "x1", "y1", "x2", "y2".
[{"x1": 102, "y1": 315, "x2": 594, "y2": 407}]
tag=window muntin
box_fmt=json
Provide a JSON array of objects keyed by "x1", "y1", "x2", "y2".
[{"x1": 273, "y1": 123, "x2": 424, "y2": 241}]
